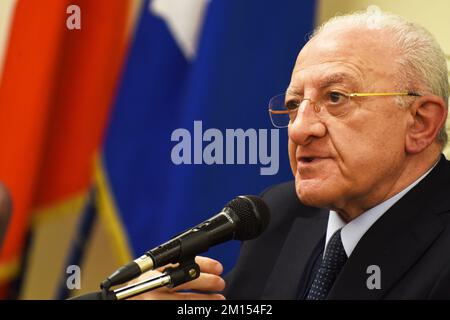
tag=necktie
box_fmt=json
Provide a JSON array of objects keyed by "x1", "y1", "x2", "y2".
[{"x1": 306, "y1": 229, "x2": 347, "y2": 300}]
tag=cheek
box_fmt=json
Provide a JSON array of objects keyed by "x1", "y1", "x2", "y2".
[
  {"x1": 329, "y1": 115, "x2": 407, "y2": 184},
  {"x1": 332, "y1": 111, "x2": 407, "y2": 159},
  {"x1": 288, "y1": 139, "x2": 297, "y2": 176}
]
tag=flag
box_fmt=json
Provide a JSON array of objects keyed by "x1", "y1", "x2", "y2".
[
  {"x1": 100, "y1": 0, "x2": 316, "y2": 273},
  {"x1": 0, "y1": 0, "x2": 131, "y2": 297}
]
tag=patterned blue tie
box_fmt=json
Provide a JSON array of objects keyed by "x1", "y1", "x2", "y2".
[{"x1": 306, "y1": 229, "x2": 347, "y2": 300}]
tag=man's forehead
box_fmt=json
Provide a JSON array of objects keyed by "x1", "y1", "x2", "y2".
[
  {"x1": 289, "y1": 66, "x2": 362, "y2": 91},
  {"x1": 300, "y1": 25, "x2": 396, "y2": 63},
  {"x1": 303, "y1": 24, "x2": 391, "y2": 52},
  {"x1": 291, "y1": 28, "x2": 397, "y2": 89}
]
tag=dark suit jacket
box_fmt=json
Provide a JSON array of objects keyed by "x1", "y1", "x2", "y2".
[{"x1": 224, "y1": 155, "x2": 450, "y2": 299}]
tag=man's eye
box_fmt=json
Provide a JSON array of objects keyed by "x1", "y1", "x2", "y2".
[
  {"x1": 285, "y1": 100, "x2": 299, "y2": 110},
  {"x1": 328, "y1": 91, "x2": 345, "y2": 103}
]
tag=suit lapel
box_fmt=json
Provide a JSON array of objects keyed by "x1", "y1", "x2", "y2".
[
  {"x1": 328, "y1": 157, "x2": 450, "y2": 299},
  {"x1": 261, "y1": 210, "x2": 328, "y2": 299},
  {"x1": 327, "y1": 208, "x2": 443, "y2": 299}
]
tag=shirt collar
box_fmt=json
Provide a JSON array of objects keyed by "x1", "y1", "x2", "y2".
[{"x1": 325, "y1": 161, "x2": 438, "y2": 257}]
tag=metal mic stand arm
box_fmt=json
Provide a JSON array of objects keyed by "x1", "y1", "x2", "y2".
[{"x1": 109, "y1": 258, "x2": 201, "y2": 300}]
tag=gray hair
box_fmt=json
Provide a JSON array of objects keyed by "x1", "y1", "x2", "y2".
[{"x1": 312, "y1": 10, "x2": 449, "y2": 147}]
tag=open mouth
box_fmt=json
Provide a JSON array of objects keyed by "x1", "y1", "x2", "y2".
[{"x1": 300, "y1": 157, "x2": 315, "y2": 163}]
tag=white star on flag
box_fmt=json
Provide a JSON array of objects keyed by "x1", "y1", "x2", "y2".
[{"x1": 150, "y1": 0, "x2": 210, "y2": 61}]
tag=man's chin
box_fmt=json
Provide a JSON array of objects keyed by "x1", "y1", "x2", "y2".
[{"x1": 295, "y1": 179, "x2": 333, "y2": 208}]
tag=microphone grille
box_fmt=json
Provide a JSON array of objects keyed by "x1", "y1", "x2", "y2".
[{"x1": 225, "y1": 195, "x2": 270, "y2": 241}]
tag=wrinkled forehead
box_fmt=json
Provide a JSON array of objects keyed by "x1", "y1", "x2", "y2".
[
  {"x1": 290, "y1": 27, "x2": 399, "y2": 91},
  {"x1": 289, "y1": 63, "x2": 365, "y2": 94}
]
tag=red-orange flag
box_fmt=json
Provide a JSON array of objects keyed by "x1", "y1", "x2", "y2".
[{"x1": 0, "y1": 0, "x2": 131, "y2": 295}]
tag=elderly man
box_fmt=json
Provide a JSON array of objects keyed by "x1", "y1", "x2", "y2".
[{"x1": 134, "y1": 11, "x2": 450, "y2": 300}]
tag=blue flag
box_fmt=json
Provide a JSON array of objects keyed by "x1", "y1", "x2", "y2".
[{"x1": 102, "y1": 0, "x2": 316, "y2": 272}]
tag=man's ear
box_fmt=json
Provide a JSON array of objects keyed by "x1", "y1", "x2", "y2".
[{"x1": 405, "y1": 95, "x2": 448, "y2": 154}]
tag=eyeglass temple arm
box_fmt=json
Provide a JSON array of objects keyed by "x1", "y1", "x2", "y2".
[
  {"x1": 348, "y1": 92, "x2": 422, "y2": 97},
  {"x1": 268, "y1": 109, "x2": 291, "y2": 114},
  {"x1": 268, "y1": 91, "x2": 422, "y2": 114}
]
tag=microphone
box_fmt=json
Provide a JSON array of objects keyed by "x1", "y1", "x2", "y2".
[{"x1": 101, "y1": 195, "x2": 270, "y2": 290}]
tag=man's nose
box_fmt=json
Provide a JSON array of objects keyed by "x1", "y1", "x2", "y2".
[{"x1": 288, "y1": 100, "x2": 327, "y2": 146}]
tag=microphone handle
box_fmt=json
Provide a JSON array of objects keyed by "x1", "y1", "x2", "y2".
[
  {"x1": 113, "y1": 259, "x2": 200, "y2": 300},
  {"x1": 71, "y1": 258, "x2": 201, "y2": 300},
  {"x1": 112, "y1": 274, "x2": 172, "y2": 300}
]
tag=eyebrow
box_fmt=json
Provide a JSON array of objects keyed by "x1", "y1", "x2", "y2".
[
  {"x1": 317, "y1": 72, "x2": 359, "y2": 89},
  {"x1": 287, "y1": 72, "x2": 360, "y2": 97}
]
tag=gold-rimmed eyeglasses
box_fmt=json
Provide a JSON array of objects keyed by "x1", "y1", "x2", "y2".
[{"x1": 268, "y1": 91, "x2": 421, "y2": 128}]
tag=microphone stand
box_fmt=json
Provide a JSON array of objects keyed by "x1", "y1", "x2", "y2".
[
  {"x1": 104, "y1": 259, "x2": 201, "y2": 300},
  {"x1": 111, "y1": 273, "x2": 171, "y2": 300}
]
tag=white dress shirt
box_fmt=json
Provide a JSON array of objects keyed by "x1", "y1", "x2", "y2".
[{"x1": 325, "y1": 162, "x2": 438, "y2": 258}]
